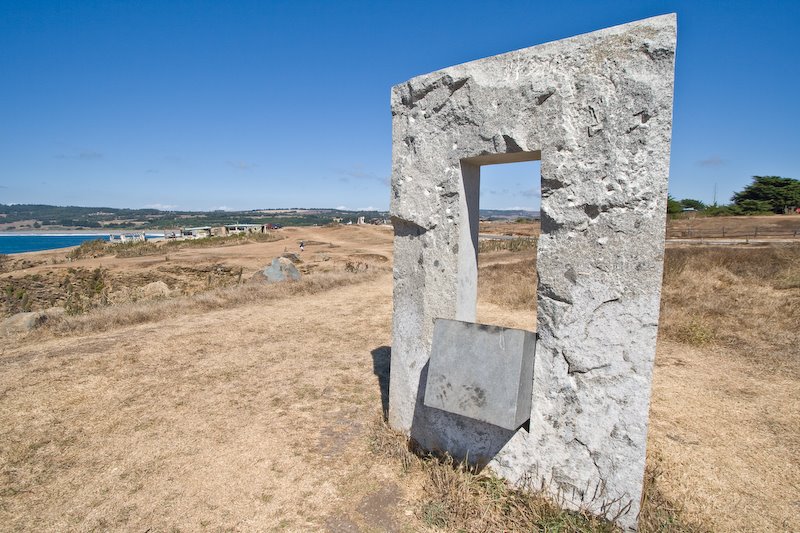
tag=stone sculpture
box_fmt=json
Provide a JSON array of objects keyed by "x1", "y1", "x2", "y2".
[{"x1": 388, "y1": 14, "x2": 676, "y2": 530}]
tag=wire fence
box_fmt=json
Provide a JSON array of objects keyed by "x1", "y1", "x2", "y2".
[
  {"x1": 666, "y1": 226, "x2": 800, "y2": 240},
  {"x1": 478, "y1": 226, "x2": 800, "y2": 242}
]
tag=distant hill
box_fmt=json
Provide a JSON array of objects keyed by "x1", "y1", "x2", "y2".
[
  {"x1": 0, "y1": 204, "x2": 387, "y2": 230},
  {"x1": 479, "y1": 209, "x2": 539, "y2": 220},
  {"x1": 0, "y1": 204, "x2": 539, "y2": 230}
]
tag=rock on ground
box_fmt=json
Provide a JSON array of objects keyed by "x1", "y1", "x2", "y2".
[{"x1": 251, "y1": 257, "x2": 301, "y2": 283}]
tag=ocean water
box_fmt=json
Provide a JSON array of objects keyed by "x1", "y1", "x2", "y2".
[{"x1": 0, "y1": 234, "x2": 111, "y2": 254}]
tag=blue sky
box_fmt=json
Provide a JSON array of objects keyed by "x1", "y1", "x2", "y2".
[{"x1": 1, "y1": 0, "x2": 798, "y2": 212}]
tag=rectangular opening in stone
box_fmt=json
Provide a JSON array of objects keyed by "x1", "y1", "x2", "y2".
[{"x1": 464, "y1": 158, "x2": 540, "y2": 332}]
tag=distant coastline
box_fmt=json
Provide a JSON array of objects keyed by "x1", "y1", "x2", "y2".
[
  {"x1": 2, "y1": 229, "x2": 163, "y2": 236},
  {"x1": 0, "y1": 233, "x2": 164, "y2": 255},
  {"x1": 2, "y1": 231, "x2": 110, "y2": 236}
]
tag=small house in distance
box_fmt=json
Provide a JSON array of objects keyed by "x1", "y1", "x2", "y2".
[
  {"x1": 223, "y1": 223, "x2": 263, "y2": 235},
  {"x1": 109, "y1": 233, "x2": 146, "y2": 243},
  {"x1": 180, "y1": 223, "x2": 279, "y2": 239},
  {"x1": 182, "y1": 226, "x2": 212, "y2": 239},
  {"x1": 212, "y1": 223, "x2": 276, "y2": 236}
]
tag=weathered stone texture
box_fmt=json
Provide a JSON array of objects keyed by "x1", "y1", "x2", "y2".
[{"x1": 389, "y1": 15, "x2": 676, "y2": 530}]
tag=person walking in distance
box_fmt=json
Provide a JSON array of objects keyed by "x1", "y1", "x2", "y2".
[{"x1": 299, "y1": 240, "x2": 305, "y2": 252}]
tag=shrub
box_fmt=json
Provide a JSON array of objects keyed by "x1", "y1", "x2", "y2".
[{"x1": 68, "y1": 239, "x2": 109, "y2": 260}]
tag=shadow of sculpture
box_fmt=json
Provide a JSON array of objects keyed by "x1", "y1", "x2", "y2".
[
  {"x1": 371, "y1": 346, "x2": 391, "y2": 420},
  {"x1": 410, "y1": 361, "x2": 517, "y2": 471}
]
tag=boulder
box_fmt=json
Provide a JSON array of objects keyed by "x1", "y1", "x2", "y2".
[
  {"x1": 141, "y1": 281, "x2": 171, "y2": 299},
  {"x1": 0, "y1": 307, "x2": 64, "y2": 335},
  {"x1": 0, "y1": 312, "x2": 40, "y2": 334},
  {"x1": 251, "y1": 257, "x2": 301, "y2": 283}
]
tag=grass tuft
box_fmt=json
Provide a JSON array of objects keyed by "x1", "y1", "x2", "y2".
[
  {"x1": 67, "y1": 239, "x2": 107, "y2": 259},
  {"x1": 672, "y1": 320, "x2": 716, "y2": 347}
]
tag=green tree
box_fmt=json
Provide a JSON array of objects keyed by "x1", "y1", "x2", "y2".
[
  {"x1": 679, "y1": 198, "x2": 706, "y2": 210},
  {"x1": 732, "y1": 176, "x2": 800, "y2": 213},
  {"x1": 667, "y1": 195, "x2": 683, "y2": 215},
  {"x1": 735, "y1": 199, "x2": 774, "y2": 214}
]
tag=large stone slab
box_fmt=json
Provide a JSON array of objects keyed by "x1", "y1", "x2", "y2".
[
  {"x1": 423, "y1": 319, "x2": 536, "y2": 431},
  {"x1": 389, "y1": 14, "x2": 676, "y2": 530}
]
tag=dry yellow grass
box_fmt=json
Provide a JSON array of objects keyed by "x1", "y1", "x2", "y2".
[
  {"x1": 1, "y1": 267, "x2": 399, "y2": 531},
  {"x1": 368, "y1": 419, "x2": 695, "y2": 533},
  {"x1": 1, "y1": 225, "x2": 797, "y2": 532},
  {"x1": 0, "y1": 224, "x2": 394, "y2": 317},
  {"x1": 478, "y1": 214, "x2": 800, "y2": 240},
  {"x1": 660, "y1": 245, "x2": 800, "y2": 376},
  {"x1": 479, "y1": 220, "x2": 541, "y2": 237},
  {"x1": 30, "y1": 268, "x2": 388, "y2": 338},
  {"x1": 652, "y1": 244, "x2": 800, "y2": 532},
  {"x1": 477, "y1": 248, "x2": 537, "y2": 331},
  {"x1": 473, "y1": 242, "x2": 800, "y2": 530},
  {"x1": 477, "y1": 214, "x2": 800, "y2": 240}
]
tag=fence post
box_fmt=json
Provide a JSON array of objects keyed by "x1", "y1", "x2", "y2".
[
  {"x1": 754, "y1": 226, "x2": 758, "y2": 238},
  {"x1": 722, "y1": 226, "x2": 725, "y2": 237}
]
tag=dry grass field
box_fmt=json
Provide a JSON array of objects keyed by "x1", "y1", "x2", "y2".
[{"x1": 1, "y1": 224, "x2": 798, "y2": 532}]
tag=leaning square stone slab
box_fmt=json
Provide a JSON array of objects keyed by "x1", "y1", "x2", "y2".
[
  {"x1": 423, "y1": 319, "x2": 536, "y2": 431},
  {"x1": 389, "y1": 14, "x2": 676, "y2": 531}
]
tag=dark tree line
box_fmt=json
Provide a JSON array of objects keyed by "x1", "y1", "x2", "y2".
[
  {"x1": 731, "y1": 176, "x2": 799, "y2": 213},
  {"x1": 0, "y1": 204, "x2": 388, "y2": 229},
  {"x1": 669, "y1": 175, "x2": 799, "y2": 216}
]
